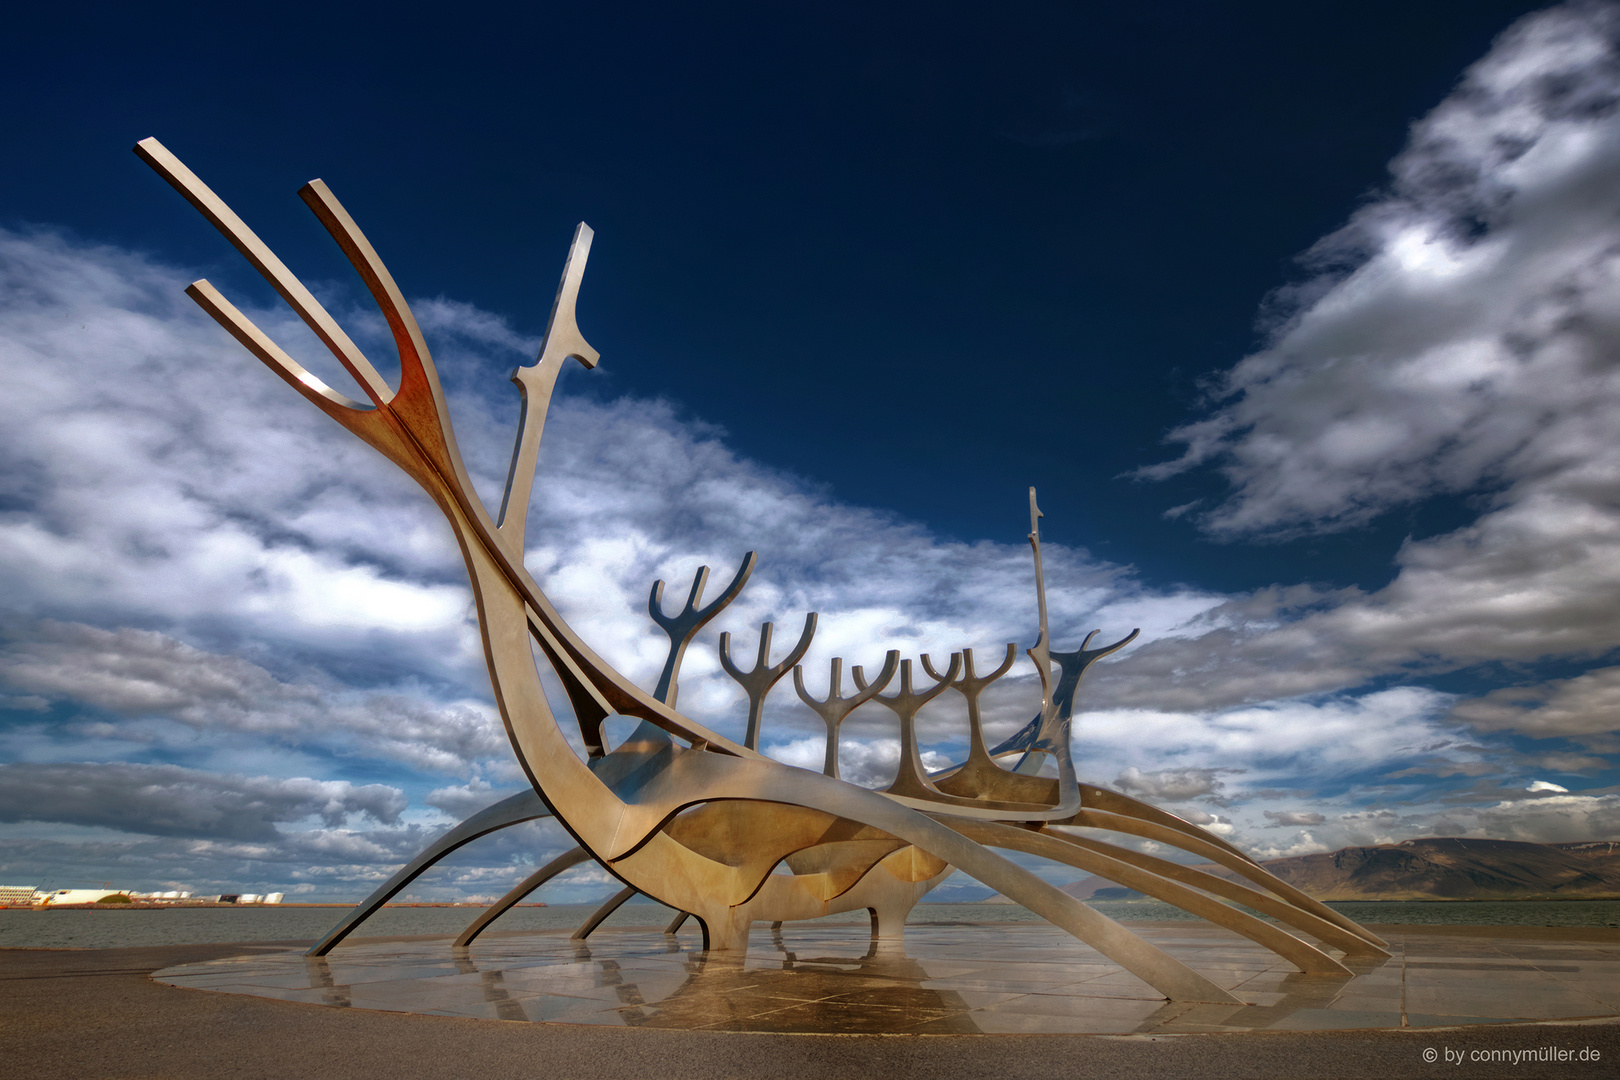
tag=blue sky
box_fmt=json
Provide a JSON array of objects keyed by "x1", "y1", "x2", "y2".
[{"x1": 2, "y1": 2, "x2": 1618, "y2": 902}]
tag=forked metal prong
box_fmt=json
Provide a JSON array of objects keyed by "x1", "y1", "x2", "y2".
[
  {"x1": 922, "y1": 643, "x2": 1018, "y2": 771},
  {"x1": 719, "y1": 613, "x2": 817, "y2": 750},
  {"x1": 298, "y1": 179, "x2": 431, "y2": 394},
  {"x1": 854, "y1": 654, "x2": 962, "y2": 800},
  {"x1": 794, "y1": 651, "x2": 898, "y2": 778},
  {"x1": 647, "y1": 552, "x2": 758, "y2": 707},
  {"x1": 496, "y1": 222, "x2": 600, "y2": 549},
  {"x1": 135, "y1": 137, "x2": 391, "y2": 405},
  {"x1": 184, "y1": 282, "x2": 373, "y2": 416}
]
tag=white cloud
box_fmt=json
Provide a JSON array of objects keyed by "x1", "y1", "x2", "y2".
[
  {"x1": 0, "y1": 228, "x2": 478, "y2": 676},
  {"x1": 1079, "y1": 687, "x2": 1459, "y2": 791},
  {"x1": 1263, "y1": 810, "x2": 1326, "y2": 827},
  {"x1": 1113, "y1": 766, "x2": 1232, "y2": 803},
  {"x1": 1532, "y1": 751, "x2": 1611, "y2": 773},
  {"x1": 1249, "y1": 831, "x2": 1331, "y2": 860},
  {"x1": 1451, "y1": 665, "x2": 1620, "y2": 741},
  {"x1": 0, "y1": 761, "x2": 405, "y2": 841},
  {"x1": 0, "y1": 223, "x2": 1208, "y2": 738},
  {"x1": 424, "y1": 778, "x2": 515, "y2": 819},
  {"x1": 0, "y1": 224, "x2": 1212, "y2": 895},
  {"x1": 1141, "y1": 2, "x2": 1620, "y2": 537},
  {"x1": 1096, "y1": 5, "x2": 1620, "y2": 719},
  {"x1": 1471, "y1": 792, "x2": 1620, "y2": 841},
  {"x1": 0, "y1": 621, "x2": 508, "y2": 776}
]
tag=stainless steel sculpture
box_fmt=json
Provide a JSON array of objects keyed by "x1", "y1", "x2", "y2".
[{"x1": 136, "y1": 138, "x2": 1389, "y2": 1004}]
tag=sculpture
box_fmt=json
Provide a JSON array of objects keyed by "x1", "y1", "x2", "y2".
[{"x1": 135, "y1": 138, "x2": 1389, "y2": 1004}]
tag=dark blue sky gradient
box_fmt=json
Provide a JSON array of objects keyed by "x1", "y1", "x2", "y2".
[{"x1": 4, "y1": 2, "x2": 1551, "y2": 590}]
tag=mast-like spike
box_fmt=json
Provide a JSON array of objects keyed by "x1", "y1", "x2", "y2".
[
  {"x1": 497, "y1": 223, "x2": 600, "y2": 555},
  {"x1": 1026, "y1": 486, "x2": 1053, "y2": 719}
]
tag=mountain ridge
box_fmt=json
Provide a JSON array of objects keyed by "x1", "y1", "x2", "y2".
[{"x1": 1034, "y1": 838, "x2": 1620, "y2": 903}]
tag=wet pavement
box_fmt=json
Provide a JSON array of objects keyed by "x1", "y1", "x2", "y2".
[{"x1": 153, "y1": 921, "x2": 1620, "y2": 1034}]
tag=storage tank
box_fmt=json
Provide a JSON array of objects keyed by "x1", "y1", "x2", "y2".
[{"x1": 263, "y1": 892, "x2": 285, "y2": 904}]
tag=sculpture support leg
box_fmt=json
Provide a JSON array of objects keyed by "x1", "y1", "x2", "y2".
[
  {"x1": 573, "y1": 886, "x2": 638, "y2": 940},
  {"x1": 308, "y1": 790, "x2": 551, "y2": 956},
  {"x1": 867, "y1": 897, "x2": 914, "y2": 939},
  {"x1": 455, "y1": 845, "x2": 592, "y2": 947},
  {"x1": 696, "y1": 903, "x2": 754, "y2": 952}
]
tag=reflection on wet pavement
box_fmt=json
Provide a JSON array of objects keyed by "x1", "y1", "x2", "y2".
[{"x1": 154, "y1": 922, "x2": 1620, "y2": 1034}]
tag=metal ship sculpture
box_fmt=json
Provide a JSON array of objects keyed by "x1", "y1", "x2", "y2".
[{"x1": 136, "y1": 138, "x2": 1388, "y2": 1003}]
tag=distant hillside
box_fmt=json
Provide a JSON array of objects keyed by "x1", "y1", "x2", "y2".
[
  {"x1": 1047, "y1": 838, "x2": 1620, "y2": 903},
  {"x1": 1246, "y1": 838, "x2": 1620, "y2": 900}
]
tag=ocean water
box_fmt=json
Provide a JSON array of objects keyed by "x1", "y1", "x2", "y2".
[{"x1": 3, "y1": 899, "x2": 1617, "y2": 951}]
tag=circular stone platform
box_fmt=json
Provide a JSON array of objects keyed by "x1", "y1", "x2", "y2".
[{"x1": 153, "y1": 922, "x2": 1620, "y2": 1035}]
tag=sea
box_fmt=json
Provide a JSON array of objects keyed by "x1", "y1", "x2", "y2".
[{"x1": 3, "y1": 899, "x2": 1617, "y2": 950}]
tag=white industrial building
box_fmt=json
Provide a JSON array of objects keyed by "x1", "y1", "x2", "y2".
[
  {"x1": 38, "y1": 889, "x2": 128, "y2": 905},
  {"x1": 11, "y1": 886, "x2": 280, "y2": 905}
]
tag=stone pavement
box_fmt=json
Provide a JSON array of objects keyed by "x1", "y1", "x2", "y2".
[{"x1": 5, "y1": 925, "x2": 1618, "y2": 1079}]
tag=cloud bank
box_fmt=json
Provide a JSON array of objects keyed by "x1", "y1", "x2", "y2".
[
  {"x1": 1115, "y1": 2, "x2": 1620, "y2": 733},
  {"x1": 3, "y1": 3, "x2": 1620, "y2": 899}
]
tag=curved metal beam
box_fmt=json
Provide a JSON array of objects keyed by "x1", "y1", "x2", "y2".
[
  {"x1": 572, "y1": 885, "x2": 637, "y2": 940},
  {"x1": 454, "y1": 845, "x2": 592, "y2": 947},
  {"x1": 1062, "y1": 809, "x2": 1388, "y2": 950},
  {"x1": 944, "y1": 819, "x2": 1351, "y2": 976},
  {"x1": 1035, "y1": 828, "x2": 1385, "y2": 958},
  {"x1": 1075, "y1": 784, "x2": 1263, "y2": 867},
  {"x1": 308, "y1": 790, "x2": 551, "y2": 956}
]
